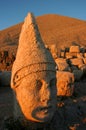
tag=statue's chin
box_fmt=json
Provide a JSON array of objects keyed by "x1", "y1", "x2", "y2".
[
  {"x1": 24, "y1": 111, "x2": 54, "y2": 123},
  {"x1": 29, "y1": 105, "x2": 56, "y2": 122},
  {"x1": 32, "y1": 111, "x2": 54, "y2": 123}
]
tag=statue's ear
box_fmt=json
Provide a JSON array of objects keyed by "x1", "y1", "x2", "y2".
[{"x1": 11, "y1": 72, "x2": 21, "y2": 89}]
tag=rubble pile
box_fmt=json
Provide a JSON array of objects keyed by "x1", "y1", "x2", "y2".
[
  {"x1": 50, "y1": 45, "x2": 86, "y2": 96},
  {"x1": 55, "y1": 45, "x2": 86, "y2": 81},
  {"x1": 0, "y1": 50, "x2": 15, "y2": 71}
]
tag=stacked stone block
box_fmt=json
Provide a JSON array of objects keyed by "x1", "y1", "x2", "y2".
[
  {"x1": 55, "y1": 45, "x2": 86, "y2": 97},
  {"x1": 55, "y1": 45, "x2": 86, "y2": 79},
  {"x1": 56, "y1": 71, "x2": 74, "y2": 96}
]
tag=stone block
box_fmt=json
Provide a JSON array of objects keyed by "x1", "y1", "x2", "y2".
[{"x1": 69, "y1": 46, "x2": 80, "y2": 53}]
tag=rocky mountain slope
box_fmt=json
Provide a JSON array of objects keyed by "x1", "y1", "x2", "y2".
[{"x1": 0, "y1": 14, "x2": 86, "y2": 54}]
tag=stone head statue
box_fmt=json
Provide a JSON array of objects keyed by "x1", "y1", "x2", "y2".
[{"x1": 11, "y1": 12, "x2": 57, "y2": 124}]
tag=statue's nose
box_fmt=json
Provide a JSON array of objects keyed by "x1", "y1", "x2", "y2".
[{"x1": 40, "y1": 83, "x2": 51, "y2": 103}]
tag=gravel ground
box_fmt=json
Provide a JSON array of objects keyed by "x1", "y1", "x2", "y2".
[{"x1": 0, "y1": 87, "x2": 13, "y2": 128}]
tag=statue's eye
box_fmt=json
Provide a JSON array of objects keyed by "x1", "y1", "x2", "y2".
[
  {"x1": 36, "y1": 80, "x2": 42, "y2": 90},
  {"x1": 50, "y1": 78, "x2": 56, "y2": 88}
]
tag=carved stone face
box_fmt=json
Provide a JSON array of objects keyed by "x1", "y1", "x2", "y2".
[{"x1": 15, "y1": 71, "x2": 57, "y2": 122}]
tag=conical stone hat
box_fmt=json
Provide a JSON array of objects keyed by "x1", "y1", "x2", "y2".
[{"x1": 11, "y1": 12, "x2": 56, "y2": 89}]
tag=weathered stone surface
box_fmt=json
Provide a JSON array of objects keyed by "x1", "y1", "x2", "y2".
[
  {"x1": 65, "y1": 52, "x2": 73, "y2": 59},
  {"x1": 60, "y1": 51, "x2": 65, "y2": 58},
  {"x1": 84, "y1": 53, "x2": 86, "y2": 58},
  {"x1": 70, "y1": 58, "x2": 84, "y2": 68},
  {"x1": 65, "y1": 52, "x2": 77, "y2": 59},
  {"x1": 55, "y1": 58, "x2": 70, "y2": 71},
  {"x1": 56, "y1": 71, "x2": 74, "y2": 96},
  {"x1": 70, "y1": 52, "x2": 77, "y2": 58},
  {"x1": 77, "y1": 53, "x2": 84, "y2": 58},
  {"x1": 69, "y1": 46, "x2": 80, "y2": 53},
  {"x1": 83, "y1": 58, "x2": 86, "y2": 64},
  {"x1": 0, "y1": 51, "x2": 15, "y2": 71},
  {"x1": 11, "y1": 12, "x2": 57, "y2": 125},
  {"x1": 49, "y1": 44, "x2": 58, "y2": 59}
]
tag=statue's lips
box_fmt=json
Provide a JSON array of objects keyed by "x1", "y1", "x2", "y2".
[
  {"x1": 37, "y1": 106, "x2": 52, "y2": 114},
  {"x1": 32, "y1": 105, "x2": 54, "y2": 121}
]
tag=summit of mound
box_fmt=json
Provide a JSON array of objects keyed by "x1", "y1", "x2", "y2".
[{"x1": 0, "y1": 14, "x2": 86, "y2": 52}]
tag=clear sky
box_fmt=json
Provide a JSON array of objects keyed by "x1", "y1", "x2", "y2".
[{"x1": 0, "y1": 0, "x2": 86, "y2": 30}]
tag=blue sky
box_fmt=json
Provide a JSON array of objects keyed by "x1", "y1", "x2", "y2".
[{"x1": 0, "y1": 0, "x2": 86, "y2": 30}]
